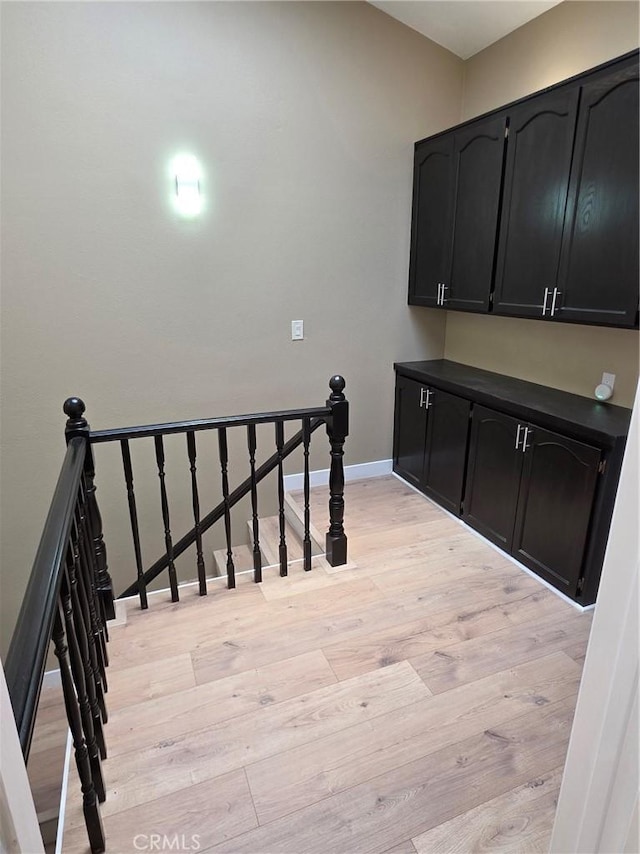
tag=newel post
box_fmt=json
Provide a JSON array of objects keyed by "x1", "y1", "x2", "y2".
[
  {"x1": 64, "y1": 398, "x2": 115, "y2": 621},
  {"x1": 325, "y1": 375, "x2": 349, "y2": 567}
]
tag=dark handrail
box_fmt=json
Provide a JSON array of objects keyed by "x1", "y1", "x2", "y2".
[
  {"x1": 119, "y1": 416, "x2": 325, "y2": 598},
  {"x1": 89, "y1": 407, "x2": 331, "y2": 443},
  {"x1": 5, "y1": 437, "x2": 86, "y2": 757}
]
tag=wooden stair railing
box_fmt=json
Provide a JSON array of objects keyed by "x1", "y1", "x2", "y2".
[
  {"x1": 5, "y1": 437, "x2": 110, "y2": 854},
  {"x1": 85, "y1": 375, "x2": 349, "y2": 609},
  {"x1": 5, "y1": 376, "x2": 347, "y2": 854}
]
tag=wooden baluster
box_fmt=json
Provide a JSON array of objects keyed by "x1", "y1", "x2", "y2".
[
  {"x1": 275, "y1": 421, "x2": 288, "y2": 577},
  {"x1": 120, "y1": 439, "x2": 148, "y2": 610},
  {"x1": 77, "y1": 487, "x2": 108, "y2": 703},
  {"x1": 72, "y1": 513, "x2": 107, "y2": 756},
  {"x1": 61, "y1": 560, "x2": 106, "y2": 802},
  {"x1": 187, "y1": 431, "x2": 207, "y2": 596},
  {"x1": 154, "y1": 435, "x2": 179, "y2": 602},
  {"x1": 52, "y1": 603, "x2": 105, "y2": 854},
  {"x1": 64, "y1": 397, "x2": 115, "y2": 621},
  {"x1": 247, "y1": 424, "x2": 262, "y2": 583},
  {"x1": 218, "y1": 428, "x2": 236, "y2": 589},
  {"x1": 325, "y1": 376, "x2": 349, "y2": 566},
  {"x1": 302, "y1": 416, "x2": 312, "y2": 572}
]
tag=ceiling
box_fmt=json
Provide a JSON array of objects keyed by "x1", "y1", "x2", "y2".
[{"x1": 368, "y1": 1, "x2": 562, "y2": 60}]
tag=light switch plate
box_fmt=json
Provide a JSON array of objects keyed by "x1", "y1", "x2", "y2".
[
  {"x1": 602, "y1": 372, "x2": 616, "y2": 390},
  {"x1": 291, "y1": 320, "x2": 304, "y2": 340}
]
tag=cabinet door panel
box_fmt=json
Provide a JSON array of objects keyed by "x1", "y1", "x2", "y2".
[
  {"x1": 445, "y1": 116, "x2": 507, "y2": 312},
  {"x1": 423, "y1": 390, "x2": 471, "y2": 515},
  {"x1": 513, "y1": 428, "x2": 601, "y2": 594},
  {"x1": 556, "y1": 62, "x2": 639, "y2": 326},
  {"x1": 493, "y1": 89, "x2": 579, "y2": 317},
  {"x1": 393, "y1": 376, "x2": 428, "y2": 489},
  {"x1": 408, "y1": 136, "x2": 455, "y2": 306},
  {"x1": 463, "y1": 406, "x2": 524, "y2": 550}
]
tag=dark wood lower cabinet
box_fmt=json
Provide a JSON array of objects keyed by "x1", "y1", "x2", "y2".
[
  {"x1": 462, "y1": 407, "x2": 524, "y2": 551},
  {"x1": 423, "y1": 390, "x2": 470, "y2": 514},
  {"x1": 393, "y1": 379, "x2": 469, "y2": 514},
  {"x1": 393, "y1": 375, "x2": 428, "y2": 489},
  {"x1": 513, "y1": 427, "x2": 601, "y2": 593},
  {"x1": 393, "y1": 361, "x2": 631, "y2": 605}
]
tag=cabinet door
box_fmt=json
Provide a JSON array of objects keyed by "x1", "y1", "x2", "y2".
[
  {"x1": 393, "y1": 375, "x2": 428, "y2": 489},
  {"x1": 423, "y1": 389, "x2": 471, "y2": 515},
  {"x1": 408, "y1": 135, "x2": 455, "y2": 306},
  {"x1": 556, "y1": 61, "x2": 639, "y2": 326},
  {"x1": 463, "y1": 406, "x2": 524, "y2": 551},
  {"x1": 493, "y1": 89, "x2": 579, "y2": 318},
  {"x1": 513, "y1": 427, "x2": 601, "y2": 595},
  {"x1": 444, "y1": 116, "x2": 507, "y2": 312}
]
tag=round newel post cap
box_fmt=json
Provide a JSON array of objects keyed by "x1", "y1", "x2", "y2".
[
  {"x1": 63, "y1": 397, "x2": 88, "y2": 430},
  {"x1": 329, "y1": 375, "x2": 346, "y2": 396}
]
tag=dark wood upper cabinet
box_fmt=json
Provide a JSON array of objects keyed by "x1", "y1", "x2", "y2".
[
  {"x1": 463, "y1": 406, "x2": 524, "y2": 552},
  {"x1": 555, "y1": 63, "x2": 640, "y2": 326},
  {"x1": 512, "y1": 428, "x2": 601, "y2": 593},
  {"x1": 393, "y1": 374, "x2": 428, "y2": 488},
  {"x1": 493, "y1": 89, "x2": 580, "y2": 318},
  {"x1": 423, "y1": 389, "x2": 471, "y2": 514},
  {"x1": 444, "y1": 116, "x2": 507, "y2": 312},
  {"x1": 408, "y1": 136, "x2": 455, "y2": 306},
  {"x1": 407, "y1": 51, "x2": 639, "y2": 328}
]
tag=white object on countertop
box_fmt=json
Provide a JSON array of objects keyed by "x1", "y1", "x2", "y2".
[{"x1": 594, "y1": 383, "x2": 613, "y2": 402}]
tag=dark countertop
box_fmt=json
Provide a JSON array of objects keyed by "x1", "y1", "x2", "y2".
[{"x1": 394, "y1": 360, "x2": 632, "y2": 447}]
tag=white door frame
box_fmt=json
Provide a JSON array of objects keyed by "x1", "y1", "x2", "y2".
[
  {"x1": 551, "y1": 383, "x2": 639, "y2": 853},
  {"x1": 0, "y1": 662, "x2": 44, "y2": 853}
]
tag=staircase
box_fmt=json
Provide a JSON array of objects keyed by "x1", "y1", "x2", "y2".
[{"x1": 213, "y1": 492, "x2": 325, "y2": 577}]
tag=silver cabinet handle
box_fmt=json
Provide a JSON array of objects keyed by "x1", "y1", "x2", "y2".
[
  {"x1": 419, "y1": 387, "x2": 427, "y2": 408},
  {"x1": 515, "y1": 424, "x2": 523, "y2": 450},
  {"x1": 425, "y1": 389, "x2": 433, "y2": 409},
  {"x1": 436, "y1": 283, "x2": 442, "y2": 305},
  {"x1": 441, "y1": 284, "x2": 448, "y2": 305},
  {"x1": 521, "y1": 426, "x2": 532, "y2": 452},
  {"x1": 551, "y1": 288, "x2": 561, "y2": 316},
  {"x1": 542, "y1": 287, "x2": 551, "y2": 316}
]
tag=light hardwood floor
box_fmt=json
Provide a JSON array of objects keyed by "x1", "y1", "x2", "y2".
[{"x1": 61, "y1": 475, "x2": 592, "y2": 853}]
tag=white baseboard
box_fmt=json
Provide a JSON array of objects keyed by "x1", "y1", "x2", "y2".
[
  {"x1": 42, "y1": 669, "x2": 61, "y2": 690},
  {"x1": 391, "y1": 471, "x2": 594, "y2": 614},
  {"x1": 284, "y1": 459, "x2": 392, "y2": 492}
]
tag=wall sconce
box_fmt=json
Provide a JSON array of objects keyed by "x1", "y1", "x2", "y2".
[{"x1": 170, "y1": 154, "x2": 203, "y2": 217}]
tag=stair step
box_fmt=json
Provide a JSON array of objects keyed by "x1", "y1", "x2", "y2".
[
  {"x1": 212, "y1": 543, "x2": 254, "y2": 578},
  {"x1": 284, "y1": 491, "x2": 325, "y2": 552},
  {"x1": 248, "y1": 516, "x2": 322, "y2": 568}
]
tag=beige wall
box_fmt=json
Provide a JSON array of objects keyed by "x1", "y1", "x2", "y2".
[
  {"x1": 0, "y1": 2, "x2": 463, "y2": 655},
  {"x1": 445, "y1": 0, "x2": 639, "y2": 407}
]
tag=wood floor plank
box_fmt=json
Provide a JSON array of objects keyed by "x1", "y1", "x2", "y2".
[
  {"x1": 366, "y1": 540, "x2": 522, "y2": 595},
  {"x1": 107, "y1": 576, "x2": 385, "y2": 671},
  {"x1": 501, "y1": 587, "x2": 570, "y2": 625},
  {"x1": 411, "y1": 610, "x2": 592, "y2": 694},
  {"x1": 107, "y1": 652, "x2": 196, "y2": 712},
  {"x1": 208, "y1": 697, "x2": 576, "y2": 854},
  {"x1": 323, "y1": 601, "x2": 511, "y2": 681},
  {"x1": 190, "y1": 586, "x2": 483, "y2": 685},
  {"x1": 66, "y1": 661, "x2": 430, "y2": 824},
  {"x1": 108, "y1": 650, "x2": 337, "y2": 757},
  {"x1": 245, "y1": 652, "x2": 580, "y2": 825},
  {"x1": 412, "y1": 766, "x2": 564, "y2": 853},
  {"x1": 383, "y1": 841, "x2": 418, "y2": 854},
  {"x1": 62, "y1": 768, "x2": 257, "y2": 854},
  {"x1": 322, "y1": 573, "x2": 547, "y2": 682}
]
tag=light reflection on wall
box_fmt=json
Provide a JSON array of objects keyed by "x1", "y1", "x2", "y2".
[{"x1": 170, "y1": 153, "x2": 204, "y2": 218}]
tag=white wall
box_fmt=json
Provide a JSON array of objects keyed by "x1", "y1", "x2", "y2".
[{"x1": 0, "y1": 1, "x2": 463, "y2": 653}]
